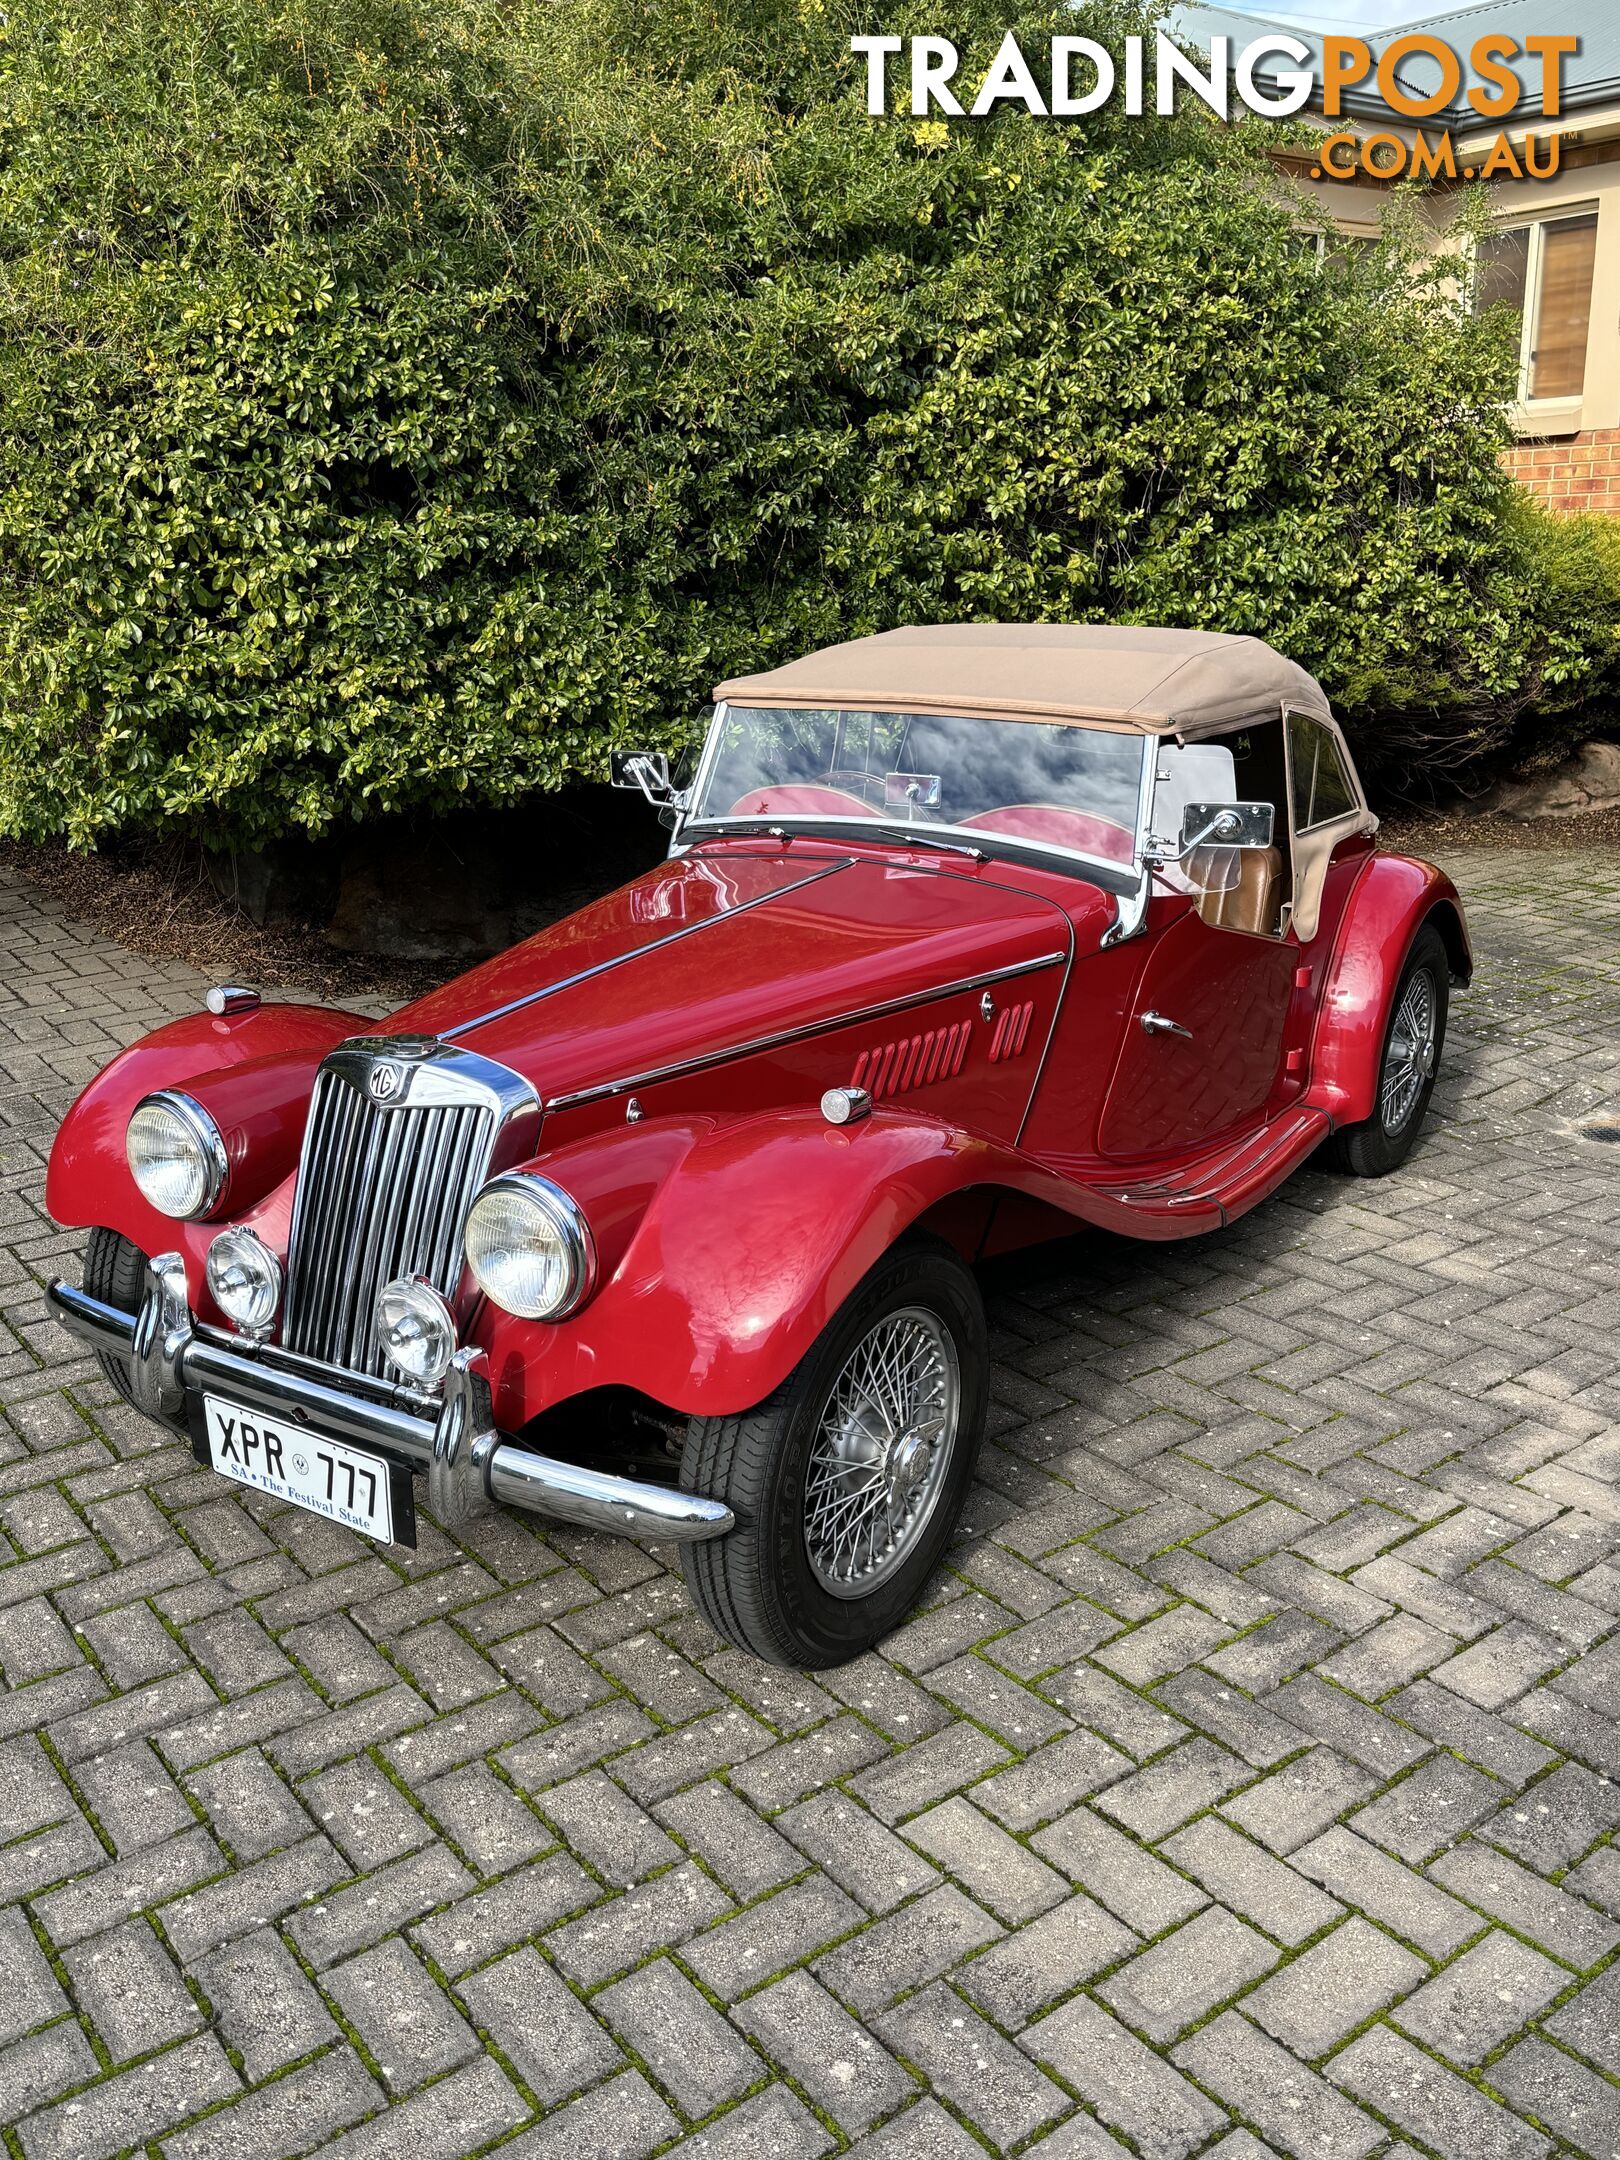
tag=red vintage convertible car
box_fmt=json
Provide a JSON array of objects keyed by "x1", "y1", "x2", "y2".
[{"x1": 47, "y1": 626, "x2": 1469, "y2": 1666}]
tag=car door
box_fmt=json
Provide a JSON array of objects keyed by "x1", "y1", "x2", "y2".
[{"x1": 1099, "y1": 722, "x2": 1295, "y2": 1159}]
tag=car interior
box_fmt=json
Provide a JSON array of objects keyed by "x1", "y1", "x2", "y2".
[
  {"x1": 1152, "y1": 725, "x2": 1292, "y2": 939},
  {"x1": 720, "y1": 709, "x2": 1143, "y2": 865},
  {"x1": 712, "y1": 707, "x2": 1310, "y2": 936}
]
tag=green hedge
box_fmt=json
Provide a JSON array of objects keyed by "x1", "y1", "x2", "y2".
[{"x1": 0, "y1": 0, "x2": 1613, "y2": 846}]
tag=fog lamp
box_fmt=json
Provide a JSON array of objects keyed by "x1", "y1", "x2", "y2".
[
  {"x1": 205, "y1": 1227, "x2": 282, "y2": 1337},
  {"x1": 375, "y1": 1276, "x2": 456, "y2": 1386}
]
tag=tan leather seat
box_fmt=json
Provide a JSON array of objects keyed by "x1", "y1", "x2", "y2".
[{"x1": 1197, "y1": 847, "x2": 1281, "y2": 937}]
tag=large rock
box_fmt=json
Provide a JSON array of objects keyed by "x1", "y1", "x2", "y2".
[{"x1": 1474, "y1": 739, "x2": 1620, "y2": 822}]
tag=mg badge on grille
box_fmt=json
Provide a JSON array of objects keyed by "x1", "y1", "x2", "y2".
[{"x1": 368, "y1": 1063, "x2": 405, "y2": 1104}]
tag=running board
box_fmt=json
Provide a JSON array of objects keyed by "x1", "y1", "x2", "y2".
[{"x1": 1060, "y1": 1106, "x2": 1331, "y2": 1238}]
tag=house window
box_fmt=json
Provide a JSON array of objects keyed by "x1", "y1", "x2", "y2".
[
  {"x1": 1297, "y1": 229, "x2": 1379, "y2": 266},
  {"x1": 1474, "y1": 211, "x2": 1598, "y2": 403}
]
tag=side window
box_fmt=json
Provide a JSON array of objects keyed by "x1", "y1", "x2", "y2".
[
  {"x1": 1288, "y1": 715, "x2": 1357, "y2": 830},
  {"x1": 1153, "y1": 724, "x2": 1290, "y2": 938},
  {"x1": 1204, "y1": 722, "x2": 1289, "y2": 937}
]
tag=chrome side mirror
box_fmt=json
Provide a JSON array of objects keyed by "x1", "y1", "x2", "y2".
[
  {"x1": 1173, "y1": 800, "x2": 1274, "y2": 856},
  {"x1": 883, "y1": 772, "x2": 943, "y2": 811},
  {"x1": 611, "y1": 751, "x2": 683, "y2": 810}
]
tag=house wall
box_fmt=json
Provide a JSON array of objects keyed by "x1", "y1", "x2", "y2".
[
  {"x1": 1475, "y1": 144, "x2": 1620, "y2": 514},
  {"x1": 1273, "y1": 104, "x2": 1620, "y2": 513},
  {"x1": 1501, "y1": 430, "x2": 1620, "y2": 513},
  {"x1": 1294, "y1": 121, "x2": 1620, "y2": 515}
]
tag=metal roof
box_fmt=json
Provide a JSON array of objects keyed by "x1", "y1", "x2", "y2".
[{"x1": 1165, "y1": 1, "x2": 1620, "y2": 123}]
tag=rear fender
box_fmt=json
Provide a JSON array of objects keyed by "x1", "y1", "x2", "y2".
[
  {"x1": 479, "y1": 1107, "x2": 1082, "y2": 1425},
  {"x1": 46, "y1": 1003, "x2": 365, "y2": 1270},
  {"x1": 1307, "y1": 854, "x2": 1471, "y2": 1128}
]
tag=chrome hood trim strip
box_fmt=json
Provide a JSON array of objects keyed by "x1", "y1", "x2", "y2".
[
  {"x1": 441, "y1": 856, "x2": 854, "y2": 1043},
  {"x1": 544, "y1": 951, "x2": 1069, "y2": 1112}
]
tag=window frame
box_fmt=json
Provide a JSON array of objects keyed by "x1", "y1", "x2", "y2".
[
  {"x1": 1286, "y1": 712, "x2": 1358, "y2": 834},
  {"x1": 1297, "y1": 225, "x2": 1381, "y2": 268},
  {"x1": 1471, "y1": 205, "x2": 1600, "y2": 415},
  {"x1": 1167, "y1": 716, "x2": 1294, "y2": 943},
  {"x1": 1280, "y1": 705, "x2": 1374, "y2": 944},
  {"x1": 680, "y1": 699, "x2": 1152, "y2": 893}
]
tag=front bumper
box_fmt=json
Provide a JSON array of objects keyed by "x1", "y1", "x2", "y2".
[{"x1": 47, "y1": 1255, "x2": 732, "y2": 1547}]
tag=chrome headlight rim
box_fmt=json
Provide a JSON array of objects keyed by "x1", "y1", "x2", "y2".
[
  {"x1": 126, "y1": 1089, "x2": 229, "y2": 1221},
  {"x1": 374, "y1": 1274, "x2": 458, "y2": 1387},
  {"x1": 205, "y1": 1226, "x2": 282, "y2": 1339},
  {"x1": 465, "y1": 1171, "x2": 597, "y2": 1322}
]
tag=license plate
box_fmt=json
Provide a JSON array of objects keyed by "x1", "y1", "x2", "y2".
[{"x1": 197, "y1": 1393, "x2": 410, "y2": 1546}]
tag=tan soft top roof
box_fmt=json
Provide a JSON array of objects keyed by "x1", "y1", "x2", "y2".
[{"x1": 714, "y1": 624, "x2": 1332, "y2": 736}]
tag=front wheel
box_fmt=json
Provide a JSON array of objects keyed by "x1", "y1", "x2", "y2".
[
  {"x1": 82, "y1": 1226, "x2": 150, "y2": 1409},
  {"x1": 679, "y1": 1241, "x2": 988, "y2": 1668},
  {"x1": 1327, "y1": 921, "x2": 1450, "y2": 1178}
]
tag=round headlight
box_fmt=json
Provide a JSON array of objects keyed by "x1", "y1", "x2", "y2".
[
  {"x1": 126, "y1": 1092, "x2": 227, "y2": 1220},
  {"x1": 205, "y1": 1228, "x2": 282, "y2": 1337},
  {"x1": 375, "y1": 1276, "x2": 456, "y2": 1386},
  {"x1": 464, "y1": 1174, "x2": 595, "y2": 1321}
]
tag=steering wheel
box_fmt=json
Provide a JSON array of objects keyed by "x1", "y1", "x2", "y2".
[{"x1": 824, "y1": 769, "x2": 896, "y2": 809}]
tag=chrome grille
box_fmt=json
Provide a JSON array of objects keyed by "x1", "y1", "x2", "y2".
[{"x1": 282, "y1": 1038, "x2": 537, "y2": 1378}]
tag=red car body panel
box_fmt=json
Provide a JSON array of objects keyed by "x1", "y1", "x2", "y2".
[
  {"x1": 44, "y1": 1002, "x2": 363, "y2": 1281},
  {"x1": 469, "y1": 1108, "x2": 1093, "y2": 1421},
  {"x1": 46, "y1": 819, "x2": 1470, "y2": 1433},
  {"x1": 395, "y1": 847, "x2": 1076, "y2": 1118},
  {"x1": 1098, "y1": 900, "x2": 1298, "y2": 1156},
  {"x1": 1307, "y1": 851, "x2": 1471, "y2": 1127}
]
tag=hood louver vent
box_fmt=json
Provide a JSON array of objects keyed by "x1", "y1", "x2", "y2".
[
  {"x1": 850, "y1": 1020, "x2": 973, "y2": 1101},
  {"x1": 989, "y1": 1000, "x2": 1035, "y2": 1063}
]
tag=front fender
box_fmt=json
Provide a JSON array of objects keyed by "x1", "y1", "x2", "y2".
[
  {"x1": 46, "y1": 1002, "x2": 365, "y2": 1264},
  {"x1": 480, "y1": 1107, "x2": 1084, "y2": 1426},
  {"x1": 1307, "y1": 852, "x2": 1471, "y2": 1128}
]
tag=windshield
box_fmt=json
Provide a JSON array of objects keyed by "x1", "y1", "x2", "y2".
[{"x1": 690, "y1": 705, "x2": 1147, "y2": 869}]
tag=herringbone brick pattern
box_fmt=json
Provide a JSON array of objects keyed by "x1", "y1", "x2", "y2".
[{"x1": 1, "y1": 850, "x2": 1618, "y2": 2160}]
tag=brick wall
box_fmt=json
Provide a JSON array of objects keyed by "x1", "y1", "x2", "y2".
[{"x1": 1501, "y1": 427, "x2": 1620, "y2": 513}]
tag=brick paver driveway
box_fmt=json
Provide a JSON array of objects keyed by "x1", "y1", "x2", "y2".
[{"x1": 2, "y1": 848, "x2": 1619, "y2": 2160}]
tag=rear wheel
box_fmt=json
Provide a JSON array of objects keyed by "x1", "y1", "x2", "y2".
[
  {"x1": 1327, "y1": 921, "x2": 1449, "y2": 1177},
  {"x1": 679, "y1": 1241, "x2": 987, "y2": 1668},
  {"x1": 82, "y1": 1226, "x2": 148, "y2": 1410}
]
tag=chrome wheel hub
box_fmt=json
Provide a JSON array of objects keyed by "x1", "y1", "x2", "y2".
[
  {"x1": 804, "y1": 1308, "x2": 960, "y2": 1597},
  {"x1": 1381, "y1": 971, "x2": 1437, "y2": 1134}
]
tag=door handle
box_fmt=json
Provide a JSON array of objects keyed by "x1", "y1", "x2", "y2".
[{"x1": 1141, "y1": 1010, "x2": 1193, "y2": 1040}]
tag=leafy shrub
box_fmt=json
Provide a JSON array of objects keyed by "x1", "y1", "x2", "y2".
[
  {"x1": 1, "y1": 0, "x2": 1614, "y2": 845},
  {"x1": 1483, "y1": 508, "x2": 1620, "y2": 774}
]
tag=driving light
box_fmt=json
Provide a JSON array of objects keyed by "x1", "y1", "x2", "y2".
[
  {"x1": 464, "y1": 1174, "x2": 596, "y2": 1321},
  {"x1": 205, "y1": 1227, "x2": 282, "y2": 1337},
  {"x1": 375, "y1": 1276, "x2": 456, "y2": 1386},
  {"x1": 126, "y1": 1092, "x2": 228, "y2": 1220}
]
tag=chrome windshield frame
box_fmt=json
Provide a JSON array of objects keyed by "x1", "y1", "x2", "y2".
[
  {"x1": 677, "y1": 702, "x2": 1154, "y2": 894},
  {"x1": 1102, "y1": 734, "x2": 1162, "y2": 946}
]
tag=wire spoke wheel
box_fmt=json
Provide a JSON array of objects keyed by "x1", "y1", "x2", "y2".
[
  {"x1": 680, "y1": 1242, "x2": 987, "y2": 1666},
  {"x1": 1380, "y1": 968, "x2": 1437, "y2": 1135},
  {"x1": 803, "y1": 1306, "x2": 960, "y2": 1597}
]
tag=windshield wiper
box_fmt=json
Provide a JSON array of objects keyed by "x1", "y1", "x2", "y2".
[
  {"x1": 683, "y1": 819, "x2": 984, "y2": 861},
  {"x1": 865, "y1": 824, "x2": 985, "y2": 861}
]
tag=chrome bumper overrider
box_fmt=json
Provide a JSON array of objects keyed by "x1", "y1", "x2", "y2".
[{"x1": 46, "y1": 1257, "x2": 732, "y2": 1546}]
